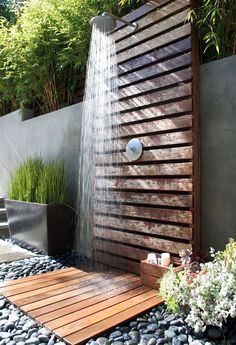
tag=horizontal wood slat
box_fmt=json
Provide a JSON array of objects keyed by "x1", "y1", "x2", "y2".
[
  {"x1": 118, "y1": 37, "x2": 192, "y2": 75},
  {"x1": 96, "y1": 162, "x2": 193, "y2": 177},
  {"x1": 96, "y1": 191, "x2": 193, "y2": 208},
  {"x1": 95, "y1": 204, "x2": 192, "y2": 224},
  {"x1": 119, "y1": 53, "x2": 192, "y2": 87},
  {"x1": 94, "y1": 229, "x2": 192, "y2": 254},
  {"x1": 117, "y1": 24, "x2": 191, "y2": 64},
  {"x1": 94, "y1": 216, "x2": 192, "y2": 240},
  {"x1": 0, "y1": 268, "x2": 163, "y2": 345}
]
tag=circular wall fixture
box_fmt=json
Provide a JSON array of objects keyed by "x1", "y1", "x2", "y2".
[{"x1": 126, "y1": 138, "x2": 143, "y2": 161}]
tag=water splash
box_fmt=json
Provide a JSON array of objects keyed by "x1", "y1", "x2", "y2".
[{"x1": 77, "y1": 24, "x2": 120, "y2": 259}]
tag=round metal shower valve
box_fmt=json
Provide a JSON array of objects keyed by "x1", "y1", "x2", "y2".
[{"x1": 126, "y1": 138, "x2": 143, "y2": 161}]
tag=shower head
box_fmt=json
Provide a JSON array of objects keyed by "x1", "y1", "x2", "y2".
[{"x1": 90, "y1": 12, "x2": 138, "y2": 33}]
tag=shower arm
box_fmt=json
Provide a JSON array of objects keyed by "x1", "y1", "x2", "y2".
[{"x1": 102, "y1": 12, "x2": 138, "y2": 31}]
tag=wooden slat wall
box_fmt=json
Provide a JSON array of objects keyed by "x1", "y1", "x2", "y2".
[{"x1": 93, "y1": 0, "x2": 200, "y2": 273}]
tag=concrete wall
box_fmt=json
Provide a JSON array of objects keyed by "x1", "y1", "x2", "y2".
[
  {"x1": 200, "y1": 55, "x2": 236, "y2": 250},
  {"x1": 0, "y1": 104, "x2": 82, "y2": 205}
]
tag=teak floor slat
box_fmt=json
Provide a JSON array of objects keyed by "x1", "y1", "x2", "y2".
[{"x1": 0, "y1": 268, "x2": 163, "y2": 345}]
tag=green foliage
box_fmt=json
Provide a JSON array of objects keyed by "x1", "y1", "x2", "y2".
[
  {"x1": 8, "y1": 156, "x2": 68, "y2": 204},
  {"x1": 187, "y1": 0, "x2": 236, "y2": 62},
  {"x1": 0, "y1": 0, "x2": 144, "y2": 117}
]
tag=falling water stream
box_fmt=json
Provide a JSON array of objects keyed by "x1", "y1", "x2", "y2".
[{"x1": 77, "y1": 23, "x2": 120, "y2": 260}]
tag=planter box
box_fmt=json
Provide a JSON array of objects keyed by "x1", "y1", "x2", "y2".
[
  {"x1": 140, "y1": 259, "x2": 183, "y2": 289},
  {"x1": 5, "y1": 199, "x2": 73, "y2": 255}
]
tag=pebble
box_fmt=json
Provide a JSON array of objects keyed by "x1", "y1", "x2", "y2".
[{"x1": 97, "y1": 337, "x2": 110, "y2": 345}]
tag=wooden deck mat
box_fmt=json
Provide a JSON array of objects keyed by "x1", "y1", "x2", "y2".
[{"x1": 0, "y1": 267, "x2": 163, "y2": 344}]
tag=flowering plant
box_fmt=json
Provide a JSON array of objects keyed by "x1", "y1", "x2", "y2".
[{"x1": 159, "y1": 239, "x2": 236, "y2": 332}]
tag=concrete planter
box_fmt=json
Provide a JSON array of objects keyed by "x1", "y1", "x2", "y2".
[{"x1": 5, "y1": 199, "x2": 73, "y2": 255}]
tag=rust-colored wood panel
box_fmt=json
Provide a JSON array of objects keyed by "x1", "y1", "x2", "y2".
[
  {"x1": 95, "y1": 252, "x2": 141, "y2": 274},
  {"x1": 97, "y1": 130, "x2": 193, "y2": 153},
  {"x1": 37, "y1": 279, "x2": 142, "y2": 324},
  {"x1": 94, "y1": 229, "x2": 192, "y2": 254},
  {"x1": 118, "y1": 83, "x2": 192, "y2": 112},
  {"x1": 30, "y1": 273, "x2": 138, "y2": 318},
  {"x1": 102, "y1": 115, "x2": 193, "y2": 140},
  {"x1": 95, "y1": 204, "x2": 192, "y2": 224},
  {"x1": 96, "y1": 191, "x2": 193, "y2": 208},
  {"x1": 96, "y1": 162, "x2": 193, "y2": 177},
  {"x1": 117, "y1": 24, "x2": 191, "y2": 64},
  {"x1": 95, "y1": 216, "x2": 192, "y2": 240},
  {"x1": 0, "y1": 267, "x2": 76, "y2": 290},
  {"x1": 118, "y1": 68, "x2": 192, "y2": 100},
  {"x1": 94, "y1": 240, "x2": 150, "y2": 261},
  {"x1": 96, "y1": 177, "x2": 192, "y2": 192},
  {"x1": 46, "y1": 285, "x2": 151, "y2": 330},
  {"x1": 118, "y1": 37, "x2": 191, "y2": 74},
  {"x1": 117, "y1": 7, "x2": 190, "y2": 53},
  {"x1": 65, "y1": 296, "x2": 162, "y2": 345},
  {"x1": 96, "y1": 147, "x2": 193, "y2": 166},
  {"x1": 111, "y1": 98, "x2": 192, "y2": 125},
  {"x1": 119, "y1": 53, "x2": 192, "y2": 87}
]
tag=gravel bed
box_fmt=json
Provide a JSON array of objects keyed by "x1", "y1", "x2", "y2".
[{"x1": 0, "y1": 238, "x2": 235, "y2": 345}]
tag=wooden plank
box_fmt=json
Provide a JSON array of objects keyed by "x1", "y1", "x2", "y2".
[
  {"x1": 54, "y1": 290, "x2": 157, "y2": 337},
  {"x1": 116, "y1": 8, "x2": 190, "y2": 53},
  {"x1": 118, "y1": 67, "x2": 192, "y2": 99},
  {"x1": 30, "y1": 273, "x2": 138, "y2": 317},
  {"x1": 22, "y1": 273, "x2": 137, "y2": 312},
  {"x1": 0, "y1": 267, "x2": 76, "y2": 289},
  {"x1": 65, "y1": 296, "x2": 163, "y2": 345},
  {"x1": 113, "y1": 0, "x2": 169, "y2": 40},
  {"x1": 94, "y1": 229, "x2": 192, "y2": 254},
  {"x1": 117, "y1": 24, "x2": 191, "y2": 64},
  {"x1": 94, "y1": 216, "x2": 192, "y2": 240},
  {"x1": 4, "y1": 271, "x2": 92, "y2": 298},
  {"x1": 111, "y1": 99, "x2": 192, "y2": 125},
  {"x1": 101, "y1": 115, "x2": 193, "y2": 140},
  {"x1": 118, "y1": 37, "x2": 191, "y2": 74},
  {"x1": 118, "y1": 83, "x2": 192, "y2": 112},
  {"x1": 46, "y1": 285, "x2": 151, "y2": 330},
  {"x1": 95, "y1": 252, "x2": 140, "y2": 274},
  {"x1": 14, "y1": 272, "x2": 102, "y2": 305},
  {"x1": 96, "y1": 162, "x2": 193, "y2": 177},
  {"x1": 95, "y1": 204, "x2": 192, "y2": 224},
  {"x1": 37, "y1": 279, "x2": 142, "y2": 323},
  {"x1": 95, "y1": 240, "x2": 149, "y2": 261},
  {"x1": 96, "y1": 130, "x2": 193, "y2": 153},
  {"x1": 119, "y1": 53, "x2": 192, "y2": 87},
  {"x1": 95, "y1": 191, "x2": 193, "y2": 208},
  {"x1": 96, "y1": 177, "x2": 192, "y2": 192}
]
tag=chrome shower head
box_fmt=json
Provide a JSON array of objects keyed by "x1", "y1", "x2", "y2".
[{"x1": 90, "y1": 12, "x2": 138, "y2": 33}]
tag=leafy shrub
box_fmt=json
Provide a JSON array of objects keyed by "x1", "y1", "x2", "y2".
[
  {"x1": 0, "y1": 0, "x2": 145, "y2": 116},
  {"x1": 159, "y1": 239, "x2": 236, "y2": 332},
  {"x1": 187, "y1": 0, "x2": 236, "y2": 62},
  {"x1": 8, "y1": 156, "x2": 68, "y2": 204}
]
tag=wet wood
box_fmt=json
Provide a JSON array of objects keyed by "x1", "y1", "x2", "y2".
[
  {"x1": 118, "y1": 37, "x2": 192, "y2": 74},
  {"x1": 95, "y1": 204, "x2": 192, "y2": 224},
  {"x1": 119, "y1": 53, "x2": 192, "y2": 87},
  {"x1": 0, "y1": 268, "x2": 163, "y2": 345},
  {"x1": 95, "y1": 191, "x2": 193, "y2": 208},
  {"x1": 94, "y1": 229, "x2": 192, "y2": 254},
  {"x1": 96, "y1": 162, "x2": 193, "y2": 177},
  {"x1": 118, "y1": 68, "x2": 192, "y2": 100},
  {"x1": 94, "y1": 216, "x2": 192, "y2": 240},
  {"x1": 96, "y1": 147, "x2": 193, "y2": 165},
  {"x1": 118, "y1": 83, "x2": 192, "y2": 112},
  {"x1": 117, "y1": 24, "x2": 191, "y2": 64},
  {"x1": 96, "y1": 130, "x2": 193, "y2": 153}
]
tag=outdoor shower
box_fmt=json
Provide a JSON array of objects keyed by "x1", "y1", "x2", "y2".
[{"x1": 90, "y1": 12, "x2": 138, "y2": 33}]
